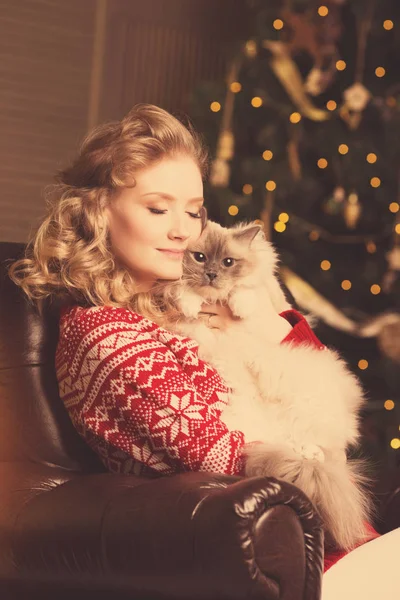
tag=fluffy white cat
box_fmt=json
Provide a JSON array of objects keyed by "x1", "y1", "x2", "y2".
[{"x1": 164, "y1": 220, "x2": 372, "y2": 550}]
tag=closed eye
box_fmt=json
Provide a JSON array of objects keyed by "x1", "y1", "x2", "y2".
[
  {"x1": 148, "y1": 208, "x2": 202, "y2": 218},
  {"x1": 148, "y1": 208, "x2": 167, "y2": 215}
]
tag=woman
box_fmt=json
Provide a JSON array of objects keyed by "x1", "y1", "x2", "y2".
[{"x1": 8, "y1": 104, "x2": 396, "y2": 590}]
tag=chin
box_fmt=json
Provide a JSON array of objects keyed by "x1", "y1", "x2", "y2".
[{"x1": 157, "y1": 267, "x2": 183, "y2": 281}]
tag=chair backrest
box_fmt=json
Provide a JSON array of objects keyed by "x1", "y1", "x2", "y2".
[{"x1": 0, "y1": 242, "x2": 104, "y2": 473}]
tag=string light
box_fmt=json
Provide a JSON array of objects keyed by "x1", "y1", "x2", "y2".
[
  {"x1": 274, "y1": 221, "x2": 286, "y2": 232},
  {"x1": 262, "y1": 150, "x2": 273, "y2": 161},
  {"x1": 242, "y1": 184, "x2": 253, "y2": 195},
  {"x1": 210, "y1": 101, "x2": 221, "y2": 112},
  {"x1": 370, "y1": 177, "x2": 381, "y2": 188},
  {"x1": 317, "y1": 158, "x2": 328, "y2": 169},
  {"x1": 383, "y1": 20, "x2": 394, "y2": 30},
  {"x1": 318, "y1": 6, "x2": 329, "y2": 17},
  {"x1": 390, "y1": 438, "x2": 400, "y2": 450},
  {"x1": 375, "y1": 67, "x2": 386, "y2": 78},
  {"x1": 384, "y1": 400, "x2": 395, "y2": 410},
  {"x1": 336, "y1": 60, "x2": 346, "y2": 71},
  {"x1": 338, "y1": 144, "x2": 349, "y2": 155},
  {"x1": 386, "y1": 96, "x2": 396, "y2": 107},
  {"x1": 320, "y1": 260, "x2": 331, "y2": 271},
  {"x1": 389, "y1": 202, "x2": 399, "y2": 213},
  {"x1": 366, "y1": 153, "x2": 377, "y2": 163},
  {"x1": 228, "y1": 205, "x2": 239, "y2": 216},
  {"x1": 265, "y1": 180, "x2": 277, "y2": 191},
  {"x1": 326, "y1": 100, "x2": 337, "y2": 111},
  {"x1": 341, "y1": 280, "x2": 352, "y2": 290},
  {"x1": 251, "y1": 96, "x2": 263, "y2": 107},
  {"x1": 273, "y1": 19, "x2": 284, "y2": 30},
  {"x1": 358, "y1": 359, "x2": 369, "y2": 370},
  {"x1": 366, "y1": 241, "x2": 377, "y2": 253},
  {"x1": 290, "y1": 112, "x2": 302, "y2": 123},
  {"x1": 309, "y1": 231, "x2": 320, "y2": 241},
  {"x1": 370, "y1": 284, "x2": 381, "y2": 295},
  {"x1": 230, "y1": 82, "x2": 242, "y2": 93},
  {"x1": 278, "y1": 212, "x2": 289, "y2": 223},
  {"x1": 396, "y1": 224, "x2": 400, "y2": 235}
]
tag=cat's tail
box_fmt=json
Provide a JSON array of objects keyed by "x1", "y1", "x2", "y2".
[{"x1": 243, "y1": 443, "x2": 375, "y2": 551}]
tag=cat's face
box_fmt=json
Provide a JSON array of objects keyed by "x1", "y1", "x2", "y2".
[{"x1": 182, "y1": 221, "x2": 269, "y2": 300}]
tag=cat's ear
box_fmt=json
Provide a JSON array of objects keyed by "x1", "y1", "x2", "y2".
[{"x1": 232, "y1": 224, "x2": 264, "y2": 245}]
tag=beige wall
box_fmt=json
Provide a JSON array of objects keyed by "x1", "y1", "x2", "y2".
[
  {"x1": 0, "y1": 0, "x2": 245, "y2": 243},
  {"x1": 0, "y1": 0, "x2": 97, "y2": 243}
]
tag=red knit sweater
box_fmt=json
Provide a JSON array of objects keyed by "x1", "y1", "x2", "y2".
[
  {"x1": 55, "y1": 305, "x2": 323, "y2": 477},
  {"x1": 55, "y1": 304, "x2": 379, "y2": 569}
]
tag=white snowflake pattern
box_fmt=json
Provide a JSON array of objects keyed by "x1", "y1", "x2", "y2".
[
  {"x1": 131, "y1": 441, "x2": 171, "y2": 473},
  {"x1": 154, "y1": 392, "x2": 204, "y2": 442}
]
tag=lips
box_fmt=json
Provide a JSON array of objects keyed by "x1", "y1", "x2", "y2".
[{"x1": 157, "y1": 249, "x2": 185, "y2": 260}]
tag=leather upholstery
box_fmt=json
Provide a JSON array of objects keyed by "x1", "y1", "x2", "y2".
[{"x1": 0, "y1": 241, "x2": 397, "y2": 599}]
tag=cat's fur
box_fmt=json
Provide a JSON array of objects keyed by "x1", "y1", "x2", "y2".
[{"x1": 163, "y1": 220, "x2": 372, "y2": 550}]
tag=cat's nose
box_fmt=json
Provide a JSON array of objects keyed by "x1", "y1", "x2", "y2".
[{"x1": 206, "y1": 272, "x2": 217, "y2": 282}]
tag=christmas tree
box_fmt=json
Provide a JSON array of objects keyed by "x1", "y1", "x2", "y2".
[{"x1": 189, "y1": 0, "x2": 400, "y2": 467}]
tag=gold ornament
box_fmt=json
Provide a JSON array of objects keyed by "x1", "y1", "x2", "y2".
[
  {"x1": 382, "y1": 245, "x2": 400, "y2": 293},
  {"x1": 344, "y1": 192, "x2": 362, "y2": 229},
  {"x1": 343, "y1": 82, "x2": 371, "y2": 112},
  {"x1": 378, "y1": 321, "x2": 400, "y2": 364},
  {"x1": 209, "y1": 55, "x2": 242, "y2": 188},
  {"x1": 245, "y1": 40, "x2": 257, "y2": 58},
  {"x1": 210, "y1": 157, "x2": 231, "y2": 188},
  {"x1": 209, "y1": 131, "x2": 234, "y2": 187},
  {"x1": 340, "y1": 83, "x2": 371, "y2": 130},
  {"x1": 262, "y1": 41, "x2": 329, "y2": 122}
]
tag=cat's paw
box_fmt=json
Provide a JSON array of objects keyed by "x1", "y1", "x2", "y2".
[
  {"x1": 179, "y1": 291, "x2": 203, "y2": 318},
  {"x1": 290, "y1": 443, "x2": 325, "y2": 463},
  {"x1": 228, "y1": 289, "x2": 257, "y2": 318}
]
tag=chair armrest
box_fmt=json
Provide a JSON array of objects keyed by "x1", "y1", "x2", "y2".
[
  {"x1": 1, "y1": 463, "x2": 323, "y2": 600},
  {"x1": 371, "y1": 465, "x2": 400, "y2": 534}
]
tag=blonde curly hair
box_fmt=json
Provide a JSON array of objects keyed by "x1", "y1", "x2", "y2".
[{"x1": 7, "y1": 104, "x2": 209, "y2": 322}]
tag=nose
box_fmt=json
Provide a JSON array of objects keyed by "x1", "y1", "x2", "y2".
[
  {"x1": 206, "y1": 272, "x2": 217, "y2": 282},
  {"x1": 168, "y1": 212, "x2": 190, "y2": 241}
]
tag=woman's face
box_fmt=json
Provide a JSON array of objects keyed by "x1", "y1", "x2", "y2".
[{"x1": 105, "y1": 155, "x2": 204, "y2": 291}]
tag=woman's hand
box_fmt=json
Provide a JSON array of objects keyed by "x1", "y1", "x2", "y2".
[
  {"x1": 198, "y1": 302, "x2": 240, "y2": 331},
  {"x1": 199, "y1": 298, "x2": 293, "y2": 343}
]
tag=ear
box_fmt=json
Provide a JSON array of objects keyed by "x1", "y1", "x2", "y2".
[{"x1": 232, "y1": 224, "x2": 263, "y2": 245}]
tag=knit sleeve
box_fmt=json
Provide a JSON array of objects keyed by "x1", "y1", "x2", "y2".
[
  {"x1": 67, "y1": 326, "x2": 246, "y2": 477},
  {"x1": 279, "y1": 309, "x2": 326, "y2": 350}
]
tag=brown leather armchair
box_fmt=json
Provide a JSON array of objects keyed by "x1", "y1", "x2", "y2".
[{"x1": 0, "y1": 241, "x2": 398, "y2": 600}]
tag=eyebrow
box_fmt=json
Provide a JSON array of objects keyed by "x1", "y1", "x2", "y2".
[{"x1": 141, "y1": 192, "x2": 204, "y2": 204}]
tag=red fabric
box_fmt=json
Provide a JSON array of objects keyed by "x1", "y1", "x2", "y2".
[
  {"x1": 56, "y1": 305, "x2": 246, "y2": 477},
  {"x1": 280, "y1": 309, "x2": 326, "y2": 350}
]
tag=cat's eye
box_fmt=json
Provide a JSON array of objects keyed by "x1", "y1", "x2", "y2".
[
  {"x1": 193, "y1": 252, "x2": 206, "y2": 263},
  {"x1": 222, "y1": 258, "x2": 235, "y2": 267}
]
